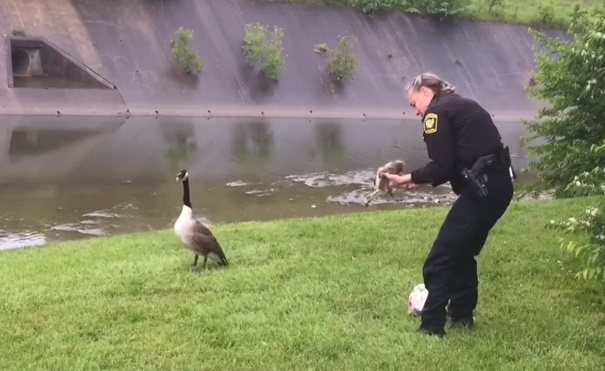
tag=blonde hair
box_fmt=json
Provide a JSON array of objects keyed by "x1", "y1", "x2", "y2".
[{"x1": 405, "y1": 72, "x2": 456, "y2": 94}]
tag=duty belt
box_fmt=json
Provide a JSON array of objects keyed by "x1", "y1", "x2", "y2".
[{"x1": 460, "y1": 146, "x2": 516, "y2": 198}]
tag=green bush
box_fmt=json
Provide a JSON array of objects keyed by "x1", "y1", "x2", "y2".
[
  {"x1": 523, "y1": 5, "x2": 605, "y2": 198},
  {"x1": 549, "y1": 163, "x2": 605, "y2": 281},
  {"x1": 327, "y1": 35, "x2": 356, "y2": 83},
  {"x1": 536, "y1": 0, "x2": 555, "y2": 26},
  {"x1": 407, "y1": 0, "x2": 471, "y2": 18},
  {"x1": 171, "y1": 27, "x2": 204, "y2": 75},
  {"x1": 262, "y1": 26, "x2": 285, "y2": 80},
  {"x1": 358, "y1": 0, "x2": 399, "y2": 14},
  {"x1": 243, "y1": 23, "x2": 266, "y2": 65},
  {"x1": 242, "y1": 23, "x2": 285, "y2": 81},
  {"x1": 487, "y1": 0, "x2": 505, "y2": 15},
  {"x1": 526, "y1": 4, "x2": 605, "y2": 280}
]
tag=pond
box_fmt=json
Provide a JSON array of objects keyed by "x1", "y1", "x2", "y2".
[{"x1": 0, "y1": 114, "x2": 531, "y2": 249}]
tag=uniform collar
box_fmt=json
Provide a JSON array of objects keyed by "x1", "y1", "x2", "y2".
[
  {"x1": 428, "y1": 91, "x2": 443, "y2": 108},
  {"x1": 422, "y1": 92, "x2": 442, "y2": 120}
]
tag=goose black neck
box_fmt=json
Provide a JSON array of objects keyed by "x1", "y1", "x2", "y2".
[{"x1": 182, "y1": 179, "x2": 192, "y2": 208}]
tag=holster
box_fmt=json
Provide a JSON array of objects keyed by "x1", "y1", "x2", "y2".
[{"x1": 461, "y1": 146, "x2": 515, "y2": 198}]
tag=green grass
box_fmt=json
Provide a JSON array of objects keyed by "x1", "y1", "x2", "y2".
[
  {"x1": 262, "y1": 0, "x2": 600, "y2": 29},
  {"x1": 468, "y1": 0, "x2": 593, "y2": 28},
  {"x1": 1, "y1": 197, "x2": 605, "y2": 370}
]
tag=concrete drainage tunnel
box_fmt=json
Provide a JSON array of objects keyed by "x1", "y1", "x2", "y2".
[{"x1": 11, "y1": 48, "x2": 30, "y2": 76}]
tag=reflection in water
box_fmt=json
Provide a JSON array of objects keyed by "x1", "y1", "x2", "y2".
[
  {"x1": 161, "y1": 120, "x2": 199, "y2": 175},
  {"x1": 0, "y1": 115, "x2": 532, "y2": 250},
  {"x1": 313, "y1": 122, "x2": 346, "y2": 171},
  {"x1": 231, "y1": 121, "x2": 274, "y2": 178},
  {"x1": 0, "y1": 115, "x2": 124, "y2": 183},
  {"x1": 8, "y1": 129, "x2": 101, "y2": 160}
]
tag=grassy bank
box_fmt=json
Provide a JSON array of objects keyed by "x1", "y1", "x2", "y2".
[
  {"x1": 263, "y1": 0, "x2": 598, "y2": 28},
  {"x1": 1, "y1": 197, "x2": 605, "y2": 370},
  {"x1": 467, "y1": 0, "x2": 590, "y2": 27}
]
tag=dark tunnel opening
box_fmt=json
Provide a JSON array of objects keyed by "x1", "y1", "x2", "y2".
[
  {"x1": 8, "y1": 37, "x2": 116, "y2": 89},
  {"x1": 11, "y1": 48, "x2": 30, "y2": 76}
]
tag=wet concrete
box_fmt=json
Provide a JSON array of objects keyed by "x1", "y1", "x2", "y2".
[
  {"x1": 0, "y1": 0, "x2": 569, "y2": 118},
  {"x1": 0, "y1": 115, "x2": 531, "y2": 250}
]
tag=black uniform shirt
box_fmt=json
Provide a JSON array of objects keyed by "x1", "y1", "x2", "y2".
[{"x1": 410, "y1": 92, "x2": 504, "y2": 188}]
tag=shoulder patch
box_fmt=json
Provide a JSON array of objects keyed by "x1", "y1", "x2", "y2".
[{"x1": 423, "y1": 113, "x2": 438, "y2": 134}]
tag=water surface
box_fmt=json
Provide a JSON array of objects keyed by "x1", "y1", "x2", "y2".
[{"x1": 0, "y1": 115, "x2": 530, "y2": 249}]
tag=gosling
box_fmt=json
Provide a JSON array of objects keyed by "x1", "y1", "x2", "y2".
[{"x1": 363, "y1": 159, "x2": 406, "y2": 206}]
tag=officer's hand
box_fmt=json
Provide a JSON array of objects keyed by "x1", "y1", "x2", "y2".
[
  {"x1": 406, "y1": 182, "x2": 421, "y2": 190},
  {"x1": 383, "y1": 173, "x2": 412, "y2": 188}
]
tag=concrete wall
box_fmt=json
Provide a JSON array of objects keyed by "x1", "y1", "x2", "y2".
[{"x1": 0, "y1": 0, "x2": 568, "y2": 119}]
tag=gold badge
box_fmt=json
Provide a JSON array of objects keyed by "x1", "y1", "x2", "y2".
[{"x1": 423, "y1": 113, "x2": 438, "y2": 134}]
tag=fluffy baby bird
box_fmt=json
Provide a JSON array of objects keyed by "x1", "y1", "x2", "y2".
[
  {"x1": 363, "y1": 159, "x2": 406, "y2": 206},
  {"x1": 174, "y1": 169, "x2": 229, "y2": 269}
]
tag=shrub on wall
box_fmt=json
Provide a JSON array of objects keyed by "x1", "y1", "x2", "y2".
[
  {"x1": 243, "y1": 23, "x2": 266, "y2": 65},
  {"x1": 242, "y1": 23, "x2": 285, "y2": 81},
  {"x1": 172, "y1": 27, "x2": 204, "y2": 75},
  {"x1": 327, "y1": 35, "x2": 356, "y2": 83},
  {"x1": 262, "y1": 26, "x2": 285, "y2": 81}
]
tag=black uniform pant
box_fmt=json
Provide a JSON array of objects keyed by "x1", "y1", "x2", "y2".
[{"x1": 420, "y1": 167, "x2": 514, "y2": 330}]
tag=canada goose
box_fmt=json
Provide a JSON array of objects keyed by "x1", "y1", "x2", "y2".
[
  {"x1": 174, "y1": 169, "x2": 229, "y2": 269},
  {"x1": 363, "y1": 159, "x2": 406, "y2": 207}
]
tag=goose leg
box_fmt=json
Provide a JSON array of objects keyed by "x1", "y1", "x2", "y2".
[
  {"x1": 364, "y1": 189, "x2": 380, "y2": 206},
  {"x1": 193, "y1": 254, "x2": 198, "y2": 267},
  {"x1": 202, "y1": 255, "x2": 208, "y2": 269}
]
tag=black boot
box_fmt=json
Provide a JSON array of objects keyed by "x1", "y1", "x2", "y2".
[
  {"x1": 449, "y1": 316, "x2": 475, "y2": 329},
  {"x1": 417, "y1": 325, "x2": 446, "y2": 337},
  {"x1": 446, "y1": 303, "x2": 475, "y2": 329}
]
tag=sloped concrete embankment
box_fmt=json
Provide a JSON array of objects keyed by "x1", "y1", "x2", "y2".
[{"x1": 0, "y1": 0, "x2": 568, "y2": 119}]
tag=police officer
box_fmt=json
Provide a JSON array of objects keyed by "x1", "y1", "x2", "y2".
[{"x1": 383, "y1": 72, "x2": 515, "y2": 337}]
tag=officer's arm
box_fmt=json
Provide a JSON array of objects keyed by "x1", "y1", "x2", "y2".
[{"x1": 410, "y1": 110, "x2": 456, "y2": 186}]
